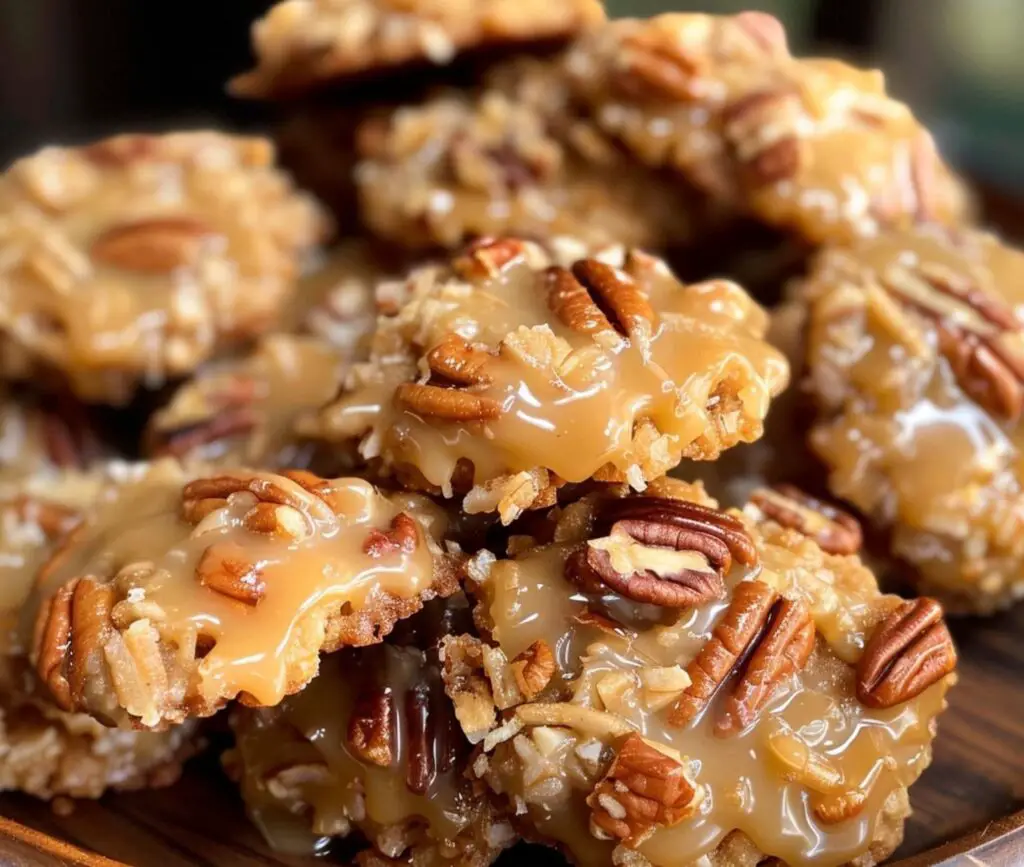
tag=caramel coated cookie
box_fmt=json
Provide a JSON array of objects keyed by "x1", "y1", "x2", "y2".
[
  {"x1": 802, "y1": 224, "x2": 1024, "y2": 613},
  {"x1": 147, "y1": 335, "x2": 347, "y2": 468},
  {"x1": 0, "y1": 132, "x2": 329, "y2": 403},
  {"x1": 565, "y1": 12, "x2": 970, "y2": 246},
  {"x1": 28, "y1": 460, "x2": 463, "y2": 729},
  {"x1": 231, "y1": 0, "x2": 605, "y2": 98},
  {"x1": 306, "y1": 238, "x2": 788, "y2": 524},
  {"x1": 0, "y1": 480, "x2": 198, "y2": 800},
  {"x1": 442, "y1": 480, "x2": 956, "y2": 866},
  {"x1": 227, "y1": 637, "x2": 512, "y2": 864},
  {"x1": 355, "y1": 59, "x2": 703, "y2": 251}
]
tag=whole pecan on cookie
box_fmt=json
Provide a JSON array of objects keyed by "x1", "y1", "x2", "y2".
[
  {"x1": 749, "y1": 485, "x2": 862, "y2": 555},
  {"x1": 856, "y1": 597, "x2": 957, "y2": 708},
  {"x1": 90, "y1": 217, "x2": 218, "y2": 274},
  {"x1": 565, "y1": 496, "x2": 758, "y2": 608},
  {"x1": 669, "y1": 579, "x2": 815, "y2": 735},
  {"x1": 880, "y1": 262, "x2": 1024, "y2": 421},
  {"x1": 587, "y1": 732, "x2": 700, "y2": 847},
  {"x1": 545, "y1": 252, "x2": 658, "y2": 354}
]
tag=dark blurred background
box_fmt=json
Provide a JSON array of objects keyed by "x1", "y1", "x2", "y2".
[{"x1": 1, "y1": 1, "x2": 1021, "y2": 189}]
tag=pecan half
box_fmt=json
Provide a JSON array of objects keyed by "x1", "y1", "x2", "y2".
[
  {"x1": 566, "y1": 497, "x2": 756, "y2": 608},
  {"x1": 749, "y1": 485, "x2": 862, "y2": 555},
  {"x1": 547, "y1": 259, "x2": 656, "y2": 350},
  {"x1": 396, "y1": 383, "x2": 501, "y2": 422},
  {"x1": 405, "y1": 684, "x2": 436, "y2": 795},
  {"x1": 618, "y1": 29, "x2": 702, "y2": 102},
  {"x1": 348, "y1": 687, "x2": 394, "y2": 767},
  {"x1": 856, "y1": 598, "x2": 956, "y2": 708},
  {"x1": 669, "y1": 580, "x2": 775, "y2": 727},
  {"x1": 153, "y1": 407, "x2": 258, "y2": 458},
  {"x1": 426, "y1": 334, "x2": 494, "y2": 386},
  {"x1": 587, "y1": 733, "x2": 699, "y2": 848},
  {"x1": 196, "y1": 541, "x2": 266, "y2": 606},
  {"x1": 363, "y1": 512, "x2": 420, "y2": 558},
  {"x1": 510, "y1": 640, "x2": 556, "y2": 699},
  {"x1": 33, "y1": 577, "x2": 115, "y2": 713},
  {"x1": 882, "y1": 264, "x2": 1024, "y2": 421},
  {"x1": 715, "y1": 596, "x2": 815, "y2": 737},
  {"x1": 453, "y1": 237, "x2": 527, "y2": 280},
  {"x1": 90, "y1": 217, "x2": 216, "y2": 273}
]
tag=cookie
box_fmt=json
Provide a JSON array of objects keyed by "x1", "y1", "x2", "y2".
[
  {"x1": 354, "y1": 58, "x2": 703, "y2": 251},
  {"x1": 231, "y1": 0, "x2": 605, "y2": 99},
  {"x1": 306, "y1": 237, "x2": 788, "y2": 523},
  {"x1": 442, "y1": 480, "x2": 956, "y2": 866},
  {"x1": 227, "y1": 637, "x2": 513, "y2": 864},
  {"x1": 801, "y1": 224, "x2": 1024, "y2": 613},
  {"x1": 0, "y1": 481, "x2": 197, "y2": 800},
  {"x1": 146, "y1": 335, "x2": 348, "y2": 468},
  {"x1": 28, "y1": 460, "x2": 463, "y2": 729},
  {"x1": 564, "y1": 12, "x2": 971, "y2": 246},
  {"x1": 0, "y1": 132, "x2": 329, "y2": 404}
]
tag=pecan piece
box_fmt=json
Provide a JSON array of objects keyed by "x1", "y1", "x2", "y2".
[
  {"x1": 426, "y1": 334, "x2": 494, "y2": 386},
  {"x1": 90, "y1": 217, "x2": 216, "y2": 273},
  {"x1": 510, "y1": 640, "x2": 556, "y2": 699},
  {"x1": 749, "y1": 485, "x2": 862, "y2": 555},
  {"x1": 453, "y1": 237, "x2": 527, "y2": 279},
  {"x1": 882, "y1": 264, "x2": 1024, "y2": 420},
  {"x1": 716, "y1": 597, "x2": 815, "y2": 737},
  {"x1": 363, "y1": 512, "x2": 419, "y2": 558},
  {"x1": 546, "y1": 266, "x2": 622, "y2": 346},
  {"x1": 405, "y1": 684, "x2": 436, "y2": 795},
  {"x1": 856, "y1": 598, "x2": 956, "y2": 708},
  {"x1": 587, "y1": 733, "x2": 699, "y2": 848},
  {"x1": 348, "y1": 687, "x2": 394, "y2": 767},
  {"x1": 154, "y1": 407, "x2": 259, "y2": 458},
  {"x1": 567, "y1": 497, "x2": 756, "y2": 609},
  {"x1": 396, "y1": 383, "x2": 501, "y2": 422},
  {"x1": 196, "y1": 541, "x2": 266, "y2": 606},
  {"x1": 668, "y1": 580, "x2": 775, "y2": 727},
  {"x1": 619, "y1": 30, "x2": 702, "y2": 101}
]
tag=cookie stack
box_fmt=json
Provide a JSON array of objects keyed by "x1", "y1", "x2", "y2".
[{"x1": 0, "y1": 3, "x2": 994, "y2": 866}]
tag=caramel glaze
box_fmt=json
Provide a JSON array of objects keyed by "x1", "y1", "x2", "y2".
[
  {"x1": 804, "y1": 226, "x2": 1024, "y2": 608},
  {"x1": 316, "y1": 242, "x2": 788, "y2": 500},
  {"x1": 25, "y1": 461, "x2": 448, "y2": 727},
  {"x1": 230, "y1": 645, "x2": 492, "y2": 857},
  {"x1": 148, "y1": 334, "x2": 347, "y2": 467},
  {"x1": 472, "y1": 491, "x2": 951, "y2": 866}
]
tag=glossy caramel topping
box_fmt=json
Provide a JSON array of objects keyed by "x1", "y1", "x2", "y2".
[
  {"x1": 0, "y1": 132, "x2": 327, "y2": 402},
  {"x1": 565, "y1": 13, "x2": 970, "y2": 245},
  {"x1": 231, "y1": 646, "x2": 487, "y2": 856},
  {"x1": 311, "y1": 239, "x2": 787, "y2": 523},
  {"x1": 148, "y1": 335, "x2": 347, "y2": 467},
  {"x1": 804, "y1": 225, "x2": 1024, "y2": 610},
  {"x1": 231, "y1": 0, "x2": 606, "y2": 98},
  {"x1": 28, "y1": 461, "x2": 451, "y2": 728},
  {"x1": 463, "y1": 485, "x2": 953, "y2": 866}
]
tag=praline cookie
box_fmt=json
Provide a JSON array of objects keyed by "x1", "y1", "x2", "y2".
[
  {"x1": 442, "y1": 480, "x2": 956, "y2": 866},
  {"x1": 28, "y1": 460, "x2": 463, "y2": 729},
  {"x1": 0, "y1": 480, "x2": 197, "y2": 800},
  {"x1": 802, "y1": 224, "x2": 1024, "y2": 613},
  {"x1": 564, "y1": 12, "x2": 970, "y2": 246},
  {"x1": 231, "y1": 0, "x2": 606, "y2": 99},
  {"x1": 0, "y1": 132, "x2": 329, "y2": 403},
  {"x1": 227, "y1": 635, "x2": 513, "y2": 864},
  {"x1": 354, "y1": 59, "x2": 701, "y2": 251},
  {"x1": 146, "y1": 335, "x2": 347, "y2": 468},
  {"x1": 306, "y1": 237, "x2": 788, "y2": 523}
]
